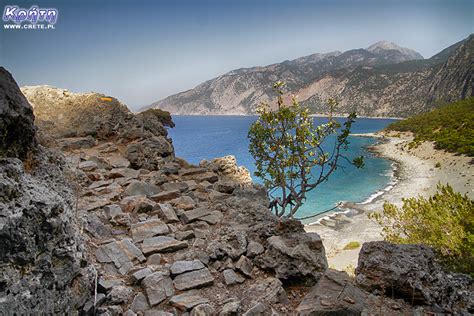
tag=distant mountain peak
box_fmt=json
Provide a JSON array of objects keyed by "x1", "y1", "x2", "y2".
[{"x1": 367, "y1": 41, "x2": 424, "y2": 60}]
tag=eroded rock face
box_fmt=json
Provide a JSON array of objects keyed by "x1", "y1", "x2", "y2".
[
  {"x1": 0, "y1": 69, "x2": 92, "y2": 314},
  {"x1": 0, "y1": 67, "x2": 36, "y2": 159},
  {"x1": 356, "y1": 241, "x2": 474, "y2": 313}
]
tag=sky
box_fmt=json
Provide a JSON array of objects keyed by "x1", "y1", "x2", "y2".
[{"x1": 1, "y1": 0, "x2": 473, "y2": 111}]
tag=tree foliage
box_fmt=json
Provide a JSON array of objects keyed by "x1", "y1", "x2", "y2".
[
  {"x1": 370, "y1": 184, "x2": 474, "y2": 275},
  {"x1": 248, "y1": 81, "x2": 363, "y2": 218},
  {"x1": 387, "y1": 98, "x2": 474, "y2": 156}
]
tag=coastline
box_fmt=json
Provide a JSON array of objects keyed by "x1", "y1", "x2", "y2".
[
  {"x1": 160, "y1": 113, "x2": 404, "y2": 120},
  {"x1": 305, "y1": 131, "x2": 473, "y2": 271}
]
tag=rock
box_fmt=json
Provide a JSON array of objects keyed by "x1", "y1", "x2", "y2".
[
  {"x1": 142, "y1": 236, "x2": 188, "y2": 255},
  {"x1": 82, "y1": 293, "x2": 106, "y2": 314},
  {"x1": 242, "y1": 277, "x2": 289, "y2": 306},
  {"x1": 170, "y1": 195, "x2": 196, "y2": 210},
  {"x1": 103, "y1": 204, "x2": 123, "y2": 219},
  {"x1": 242, "y1": 302, "x2": 267, "y2": 316},
  {"x1": 170, "y1": 259, "x2": 205, "y2": 275},
  {"x1": 57, "y1": 136, "x2": 95, "y2": 150},
  {"x1": 147, "y1": 253, "x2": 162, "y2": 265},
  {"x1": 176, "y1": 230, "x2": 195, "y2": 241},
  {"x1": 142, "y1": 272, "x2": 175, "y2": 306},
  {"x1": 223, "y1": 269, "x2": 245, "y2": 285},
  {"x1": 150, "y1": 190, "x2": 181, "y2": 202},
  {"x1": 107, "y1": 156, "x2": 131, "y2": 168},
  {"x1": 78, "y1": 160, "x2": 98, "y2": 171},
  {"x1": 144, "y1": 311, "x2": 174, "y2": 316},
  {"x1": 219, "y1": 299, "x2": 241, "y2": 316},
  {"x1": 84, "y1": 213, "x2": 111, "y2": 238},
  {"x1": 213, "y1": 180, "x2": 238, "y2": 194},
  {"x1": 131, "y1": 267, "x2": 153, "y2": 283},
  {"x1": 120, "y1": 195, "x2": 156, "y2": 213},
  {"x1": 208, "y1": 156, "x2": 252, "y2": 185},
  {"x1": 107, "y1": 285, "x2": 133, "y2": 304},
  {"x1": 109, "y1": 168, "x2": 140, "y2": 179},
  {"x1": 296, "y1": 269, "x2": 367, "y2": 315},
  {"x1": 180, "y1": 207, "x2": 215, "y2": 224},
  {"x1": 198, "y1": 211, "x2": 223, "y2": 225},
  {"x1": 0, "y1": 67, "x2": 37, "y2": 159},
  {"x1": 208, "y1": 190, "x2": 229, "y2": 202},
  {"x1": 180, "y1": 168, "x2": 208, "y2": 176},
  {"x1": 170, "y1": 290, "x2": 210, "y2": 311},
  {"x1": 123, "y1": 180, "x2": 161, "y2": 197},
  {"x1": 123, "y1": 310, "x2": 137, "y2": 316},
  {"x1": 255, "y1": 231, "x2": 327, "y2": 285},
  {"x1": 356, "y1": 241, "x2": 473, "y2": 311},
  {"x1": 130, "y1": 292, "x2": 150, "y2": 312},
  {"x1": 246, "y1": 241, "x2": 264, "y2": 258},
  {"x1": 191, "y1": 304, "x2": 215, "y2": 316},
  {"x1": 173, "y1": 268, "x2": 214, "y2": 291},
  {"x1": 95, "y1": 239, "x2": 145, "y2": 275},
  {"x1": 158, "y1": 203, "x2": 180, "y2": 223},
  {"x1": 98, "y1": 278, "x2": 124, "y2": 293},
  {"x1": 194, "y1": 172, "x2": 219, "y2": 183},
  {"x1": 126, "y1": 136, "x2": 174, "y2": 170},
  {"x1": 235, "y1": 256, "x2": 253, "y2": 278},
  {"x1": 131, "y1": 219, "x2": 169, "y2": 242},
  {"x1": 162, "y1": 181, "x2": 189, "y2": 192}
]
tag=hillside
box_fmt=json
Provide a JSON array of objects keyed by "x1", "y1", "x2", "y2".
[
  {"x1": 144, "y1": 35, "x2": 473, "y2": 117},
  {"x1": 387, "y1": 98, "x2": 474, "y2": 156}
]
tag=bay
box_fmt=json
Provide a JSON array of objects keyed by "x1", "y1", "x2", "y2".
[{"x1": 168, "y1": 115, "x2": 397, "y2": 220}]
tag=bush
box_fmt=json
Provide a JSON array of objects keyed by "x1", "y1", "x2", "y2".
[
  {"x1": 387, "y1": 98, "x2": 474, "y2": 156},
  {"x1": 343, "y1": 241, "x2": 361, "y2": 250},
  {"x1": 369, "y1": 184, "x2": 474, "y2": 275}
]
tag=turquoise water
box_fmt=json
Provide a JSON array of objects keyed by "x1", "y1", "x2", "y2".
[{"x1": 168, "y1": 116, "x2": 397, "y2": 220}]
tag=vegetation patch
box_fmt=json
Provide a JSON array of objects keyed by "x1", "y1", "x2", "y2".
[
  {"x1": 386, "y1": 98, "x2": 474, "y2": 156},
  {"x1": 369, "y1": 184, "x2": 474, "y2": 275},
  {"x1": 343, "y1": 241, "x2": 361, "y2": 250}
]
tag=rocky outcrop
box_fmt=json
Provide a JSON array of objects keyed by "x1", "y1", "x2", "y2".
[
  {"x1": 0, "y1": 68, "x2": 92, "y2": 313},
  {"x1": 356, "y1": 241, "x2": 474, "y2": 313},
  {"x1": 21, "y1": 85, "x2": 175, "y2": 170},
  {"x1": 0, "y1": 67, "x2": 36, "y2": 159},
  {"x1": 145, "y1": 34, "x2": 473, "y2": 117}
]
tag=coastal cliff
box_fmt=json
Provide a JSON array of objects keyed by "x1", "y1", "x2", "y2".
[
  {"x1": 1, "y1": 68, "x2": 472, "y2": 314},
  {"x1": 144, "y1": 35, "x2": 473, "y2": 118}
]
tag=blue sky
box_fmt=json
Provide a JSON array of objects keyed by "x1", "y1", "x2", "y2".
[{"x1": 1, "y1": 0, "x2": 473, "y2": 110}]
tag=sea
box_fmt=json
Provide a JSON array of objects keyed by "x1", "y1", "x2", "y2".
[{"x1": 168, "y1": 116, "x2": 398, "y2": 222}]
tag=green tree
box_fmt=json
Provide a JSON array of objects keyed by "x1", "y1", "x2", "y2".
[
  {"x1": 248, "y1": 81, "x2": 363, "y2": 218},
  {"x1": 369, "y1": 184, "x2": 474, "y2": 274}
]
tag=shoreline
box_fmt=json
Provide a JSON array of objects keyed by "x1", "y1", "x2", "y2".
[
  {"x1": 305, "y1": 131, "x2": 473, "y2": 271},
  {"x1": 159, "y1": 113, "x2": 404, "y2": 120}
]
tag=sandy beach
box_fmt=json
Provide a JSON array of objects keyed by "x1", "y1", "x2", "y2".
[{"x1": 305, "y1": 131, "x2": 473, "y2": 272}]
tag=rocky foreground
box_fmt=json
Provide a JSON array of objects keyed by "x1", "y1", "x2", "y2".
[{"x1": 1, "y1": 67, "x2": 472, "y2": 315}]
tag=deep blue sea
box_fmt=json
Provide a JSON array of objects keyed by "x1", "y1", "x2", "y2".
[{"x1": 168, "y1": 116, "x2": 397, "y2": 221}]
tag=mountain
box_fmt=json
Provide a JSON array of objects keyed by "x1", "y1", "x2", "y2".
[{"x1": 144, "y1": 35, "x2": 473, "y2": 117}]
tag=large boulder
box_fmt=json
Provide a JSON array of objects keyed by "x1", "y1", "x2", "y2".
[
  {"x1": 0, "y1": 67, "x2": 36, "y2": 159},
  {"x1": 356, "y1": 241, "x2": 473, "y2": 312}
]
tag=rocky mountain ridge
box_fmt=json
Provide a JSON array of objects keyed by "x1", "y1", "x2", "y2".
[
  {"x1": 1, "y1": 68, "x2": 472, "y2": 314},
  {"x1": 145, "y1": 35, "x2": 473, "y2": 117}
]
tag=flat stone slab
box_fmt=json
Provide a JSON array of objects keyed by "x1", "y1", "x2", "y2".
[
  {"x1": 170, "y1": 290, "x2": 210, "y2": 311},
  {"x1": 180, "y1": 168, "x2": 208, "y2": 177},
  {"x1": 150, "y1": 190, "x2": 181, "y2": 202},
  {"x1": 95, "y1": 239, "x2": 145, "y2": 275},
  {"x1": 180, "y1": 207, "x2": 214, "y2": 224},
  {"x1": 223, "y1": 269, "x2": 245, "y2": 286},
  {"x1": 158, "y1": 203, "x2": 179, "y2": 223},
  {"x1": 142, "y1": 272, "x2": 175, "y2": 306},
  {"x1": 142, "y1": 236, "x2": 188, "y2": 255},
  {"x1": 131, "y1": 219, "x2": 169, "y2": 242},
  {"x1": 109, "y1": 168, "x2": 140, "y2": 179},
  {"x1": 170, "y1": 259, "x2": 205, "y2": 275},
  {"x1": 173, "y1": 268, "x2": 214, "y2": 291}
]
